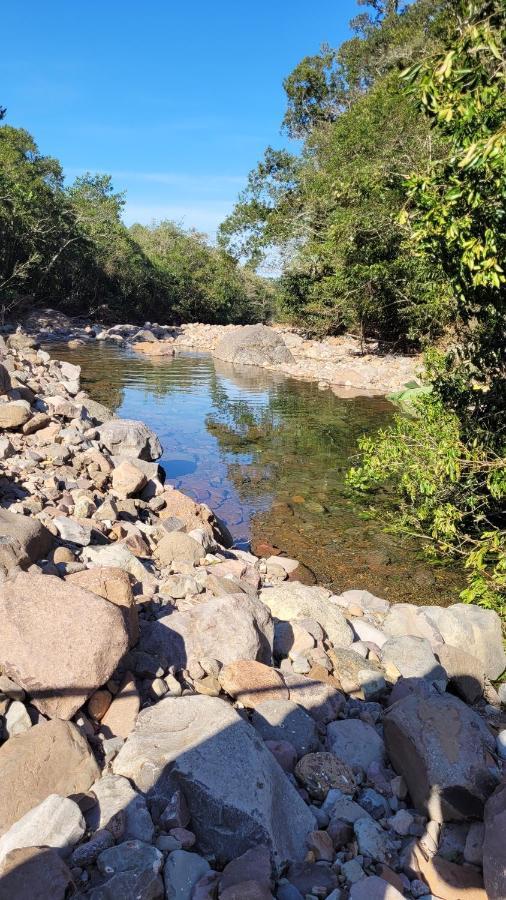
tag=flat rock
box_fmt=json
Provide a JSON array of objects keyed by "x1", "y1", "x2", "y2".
[
  {"x1": 0, "y1": 572, "x2": 129, "y2": 719},
  {"x1": 251, "y1": 699, "x2": 319, "y2": 755},
  {"x1": 0, "y1": 846, "x2": 73, "y2": 900},
  {"x1": 384, "y1": 691, "x2": 499, "y2": 821},
  {"x1": 113, "y1": 695, "x2": 316, "y2": 871},
  {"x1": 0, "y1": 794, "x2": 85, "y2": 864},
  {"x1": 98, "y1": 418, "x2": 162, "y2": 461},
  {"x1": 219, "y1": 661, "x2": 288, "y2": 708},
  {"x1": 140, "y1": 594, "x2": 273, "y2": 671},
  {"x1": 0, "y1": 718, "x2": 99, "y2": 835},
  {"x1": 326, "y1": 719, "x2": 385, "y2": 771},
  {"x1": 260, "y1": 583, "x2": 353, "y2": 649}
]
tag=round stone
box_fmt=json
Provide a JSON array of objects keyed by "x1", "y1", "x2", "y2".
[{"x1": 295, "y1": 752, "x2": 357, "y2": 800}]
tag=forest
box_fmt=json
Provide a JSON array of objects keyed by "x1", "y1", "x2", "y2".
[{"x1": 0, "y1": 0, "x2": 504, "y2": 611}]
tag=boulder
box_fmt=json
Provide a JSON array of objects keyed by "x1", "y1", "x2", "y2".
[
  {"x1": 436, "y1": 644, "x2": 485, "y2": 704},
  {"x1": 251, "y1": 700, "x2": 319, "y2": 756},
  {"x1": 421, "y1": 603, "x2": 506, "y2": 680},
  {"x1": 0, "y1": 794, "x2": 85, "y2": 864},
  {"x1": 112, "y1": 460, "x2": 148, "y2": 498},
  {"x1": 0, "y1": 572, "x2": 129, "y2": 719},
  {"x1": 140, "y1": 594, "x2": 273, "y2": 671},
  {"x1": 53, "y1": 515, "x2": 92, "y2": 546},
  {"x1": 0, "y1": 719, "x2": 99, "y2": 835},
  {"x1": 65, "y1": 567, "x2": 138, "y2": 645},
  {"x1": 98, "y1": 418, "x2": 162, "y2": 461},
  {"x1": 0, "y1": 846, "x2": 73, "y2": 900},
  {"x1": 0, "y1": 508, "x2": 53, "y2": 564},
  {"x1": 326, "y1": 719, "x2": 385, "y2": 771},
  {"x1": 259, "y1": 583, "x2": 353, "y2": 649},
  {"x1": 327, "y1": 647, "x2": 386, "y2": 698},
  {"x1": 83, "y1": 397, "x2": 113, "y2": 423},
  {"x1": 100, "y1": 672, "x2": 140, "y2": 739},
  {"x1": 382, "y1": 603, "x2": 443, "y2": 646},
  {"x1": 219, "y1": 661, "x2": 289, "y2": 709},
  {"x1": 381, "y1": 635, "x2": 447, "y2": 689},
  {"x1": 483, "y1": 782, "x2": 506, "y2": 900},
  {"x1": 163, "y1": 849, "x2": 211, "y2": 900},
  {"x1": 87, "y1": 775, "x2": 154, "y2": 843},
  {"x1": 155, "y1": 531, "x2": 204, "y2": 567},
  {"x1": 383, "y1": 691, "x2": 499, "y2": 821},
  {"x1": 113, "y1": 695, "x2": 316, "y2": 871},
  {"x1": 282, "y1": 673, "x2": 345, "y2": 723},
  {"x1": 214, "y1": 325, "x2": 294, "y2": 367},
  {"x1": 0, "y1": 400, "x2": 31, "y2": 429}
]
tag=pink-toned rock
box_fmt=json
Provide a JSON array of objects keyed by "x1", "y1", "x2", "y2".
[
  {"x1": 65, "y1": 566, "x2": 138, "y2": 645},
  {"x1": 87, "y1": 689, "x2": 112, "y2": 721},
  {"x1": 0, "y1": 573, "x2": 129, "y2": 719},
  {"x1": 133, "y1": 341, "x2": 175, "y2": 356},
  {"x1": 100, "y1": 673, "x2": 140, "y2": 739},
  {"x1": 219, "y1": 660, "x2": 288, "y2": 709},
  {"x1": 111, "y1": 460, "x2": 147, "y2": 498},
  {"x1": 411, "y1": 843, "x2": 487, "y2": 899}
]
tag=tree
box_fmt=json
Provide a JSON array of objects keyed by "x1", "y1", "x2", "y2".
[{"x1": 348, "y1": 0, "x2": 506, "y2": 611}]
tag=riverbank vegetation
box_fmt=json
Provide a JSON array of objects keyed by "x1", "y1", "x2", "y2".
[{"x1": 0, "y1": 120, "x2": 274, "y2": 325}]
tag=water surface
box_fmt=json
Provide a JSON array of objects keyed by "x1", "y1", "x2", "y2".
[{"x1": 51, "y1": 343, "x2": 464, "y2": 604}]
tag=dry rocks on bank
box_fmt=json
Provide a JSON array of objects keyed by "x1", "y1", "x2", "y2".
[{"x1": 0, "y1": 328, "x2": 504, "y2": 899}]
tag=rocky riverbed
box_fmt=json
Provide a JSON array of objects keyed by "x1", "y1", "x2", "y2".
[
  {"x1": 0, "y1": 327, "x2": 504, "y2": 899},
  {"x1": 23, "y1": 309, "x2": 420, "y2": 396}
]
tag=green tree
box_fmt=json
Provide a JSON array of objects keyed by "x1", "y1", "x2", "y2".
[{"x1": 349, "y1": 0, "x2": 506, "y2": 612}]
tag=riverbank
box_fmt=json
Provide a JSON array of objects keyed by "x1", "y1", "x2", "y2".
[
  {"x1": 22, "y1": 309, "x2": 421, "y2": 396},
  {"x1": 0, "y1": 332, "x2": 504, "y2": 899}
]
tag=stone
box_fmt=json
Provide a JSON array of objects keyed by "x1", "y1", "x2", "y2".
[
  {"x1": 140, "y1": 594, "x2": 273, "y2": 671},
  {"x1": 83, "y1": 397, "x2": 114, "y2": 423},
  {"x1": 306, "y1": 830, "x2": 334, "y2": 861},
  {"x1": 265, "y1": 739, "x2": 297, "y2": 772},
  {"x1": 219, "y1": 661, "x2": 288, "y2": 709},
  {"x1": 0, "y1": 846, "x2": 73, "y2": 900},
  {"x1": 87, "y1": 774, "x2": 154, "y2": 843},
  {"x1": 349, "y1": 618, "x2": 387, "y2": 648},
  {"x1": 410, "y1": 843, "x2": 486, "y2": 899},
  {"x1": 349, "y1": 876, "x2": 404, "y2": 899},
  {"x1": 160, "y1": 790, "x2": 190, "y2": 830},
  {"x1": 70, "y1": 828, "x2": 115, "y2": 866},
  {"x1": 381, "y1": 635, "x2": 447, "y2": 689},
  {"x1": 220, "y1": 881, "x2": 273, "y2": 899},
  {"x1": 113, "y1": 695, "x2": 316, "y2": 871},
  {"x1": 87, "y1": 870, "x2": 164, "y2": 899},
  {"x1": 383, "y1": 691, "x2": 499, "y2": 821},
  {"x1": 436, "y1": 644, "x2": 485, "y2": 703},
  {"x1": 0, "y1": 794, "x2": 85, "y2": 863},
  {"x1": 66, "y1": 566, "x2": 139, "y2": 645},
  {"x1": 88, "y1": 689, "x2": 112, "y2": 721},
  {"x1": 383, "y1": 604, "x2": 444, "y2": 646},
  {"x1": 464, "y1": 822, "x2": 484, "y2": 866},
  {"x1": 0, "y1": 400, "x2": 31, "y2": 429},
  {"x1": 326, "y1": 720, "x2": 385, "y2": 770},
  {"x1": 97, "y1": 839, "x2": 162, "y2": 877},
  {"x1": 283, "y1": 673, "x2": 345, "y2": 723},
  {"x1": 53, "y1": 515, "x2": 92, "y2": 545},
  {"x1": 259, "y1": 583, "x2": 353, "y2": 649},
  {"x1": 0, "y1": 718, "x2": 99, "y2": 835},
  {"x1": 422, "y1": 603, "x2": 506, "y2": 680},
  {"x1": 214, "y1": 324, "x2": 294, "y2": 367},
  {"x1": 353, "y1": 816, "x2": 396, "y2": 864},
  {"x1": 285, "y1": 861, "x2": 338, "y2": 896},
  {"x1": 155, "y1": 531, "x2": 204, "y2": 566},
  {"x1": 251, "y1": 699, "x2": 318, "y2": 755},
  {"x1": 0, "y1": 363, "x2": 11, "y2": 394},
  {"x1": 0, "y1": 573, "x2": 129, "y2": 719},
  {"x1": 483, "y1": 781, "x2": 506, "y2": 900},
  {"x1": 341, "y1": 858, "x2": 365, "y2": 884},
  {"x1": 220, "y1": 845, "x2": 272, "y2": 894},
  {"x1": 295, "y1": 753, "x2": 356, "y2": 800},
  {"x1": 163, "y1": 849, "x2": 211, "y2": 900},
  {"x1": 4, "y1": 700, "x2": 31, "y2": 737},
  {"x1": 0, "y1": 508, "x2": 53, "y2": 564},
  {"x1": 328, "y1": 647, "x2": 386, "y2": 698},
  {"x1": 100, "y1": 672, "x2": 140, "y2": 739},
  {"x1": 335, "y1": 588, "x2": 390, "y2": 615},
  {"x1": 98, "y1": 417, "x2": 162, "y2": 460},
  {"x1": 112, "y1": 460, "x2": 148, "y2": 498}
]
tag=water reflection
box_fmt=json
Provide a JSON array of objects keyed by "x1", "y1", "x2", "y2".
[{"x1": 49, "y1": 343, "x2": 464, "y2": 604}]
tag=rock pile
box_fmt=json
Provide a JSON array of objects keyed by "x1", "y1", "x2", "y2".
[{"x1": 0, "y1": 330, "x2": 504, "y2": 899}]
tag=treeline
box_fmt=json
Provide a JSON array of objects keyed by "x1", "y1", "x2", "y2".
[
  {"x1": 0, "y1": 117, "x2": 275, "y2": 326},
  {"x1": 219, "y1": 0, "x2": 455, "y2": 345}
]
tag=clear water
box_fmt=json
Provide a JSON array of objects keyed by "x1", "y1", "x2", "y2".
[{"x1": 51, "y1": 342, "x2": 464, "y2": 604}]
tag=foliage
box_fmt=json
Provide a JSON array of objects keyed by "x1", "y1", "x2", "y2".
[
  {"x1": 220, "y1": 0, "x2": 452, "y2": 344},
  {"x1": 0, "y1": 122, "x2": 274, "y2": 325},
  {"x1": 348, "y1": 0, "x2": 506, "y2": 614}
]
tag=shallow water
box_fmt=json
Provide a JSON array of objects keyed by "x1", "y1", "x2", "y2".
[{"x1": 51, "y1": 342, "x2": 464, "y2": 604}]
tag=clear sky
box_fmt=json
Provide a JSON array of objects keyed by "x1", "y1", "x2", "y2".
[{"x1": 2, "y1": 0, "x2": 361, "y2": 237}]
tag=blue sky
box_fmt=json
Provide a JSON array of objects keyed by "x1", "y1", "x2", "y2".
[{"x1": 2, "y1": 0, "x2": 361, "y2": 237}]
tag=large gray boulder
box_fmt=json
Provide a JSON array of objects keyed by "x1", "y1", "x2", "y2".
[
  {"x1": 421, "y1": 603, "x2": 505, "y2": 680},
  {"x1": 384, "y1": 691, "x2": 499, "y2": 822},
  {"x1": 0, "y1": 573, "x2": 129, "y2": 719},
  {"x1": 98, "y1": 418, "x2": 162, "y2": 461},
  {"x1": 214, "y1": 325, "x2": 294, "y2": 367},
  {"x1": 259, "y1": 583, "x2": 353, "y2": 649},
  {"x1": 140, "y1": 594, "x2": 273, "y2": 670},
  {"x1": 113, "y1": 695, "x2": 316, "y2": 871}
]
